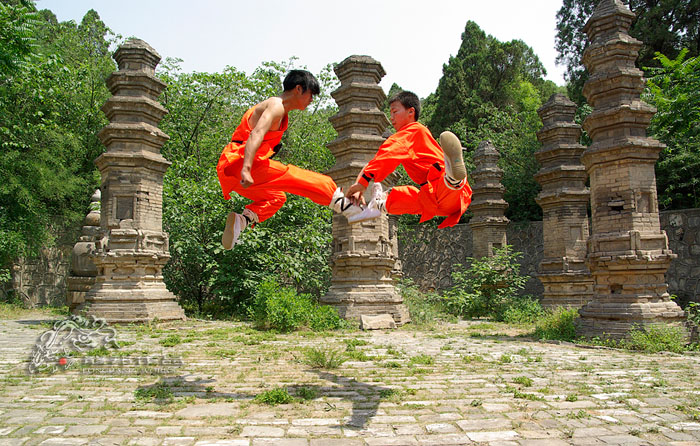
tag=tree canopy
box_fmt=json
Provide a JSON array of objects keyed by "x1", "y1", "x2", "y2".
[
  {"x1": 0, "y1": 3, "x2": 115, "y2": 284},
  {"x1": 555, "y1": 0, "x2": 700, "y2": 104},
  {"x1": 424, "y1": 21, "x2": 562, "y2": 221}
]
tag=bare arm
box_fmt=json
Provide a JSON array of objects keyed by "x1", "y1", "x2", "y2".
[{"x1": 240, "y1": 101, "x2": 285, "y2": 188}]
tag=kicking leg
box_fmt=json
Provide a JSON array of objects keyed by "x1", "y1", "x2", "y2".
[
  {"x1": 439, "y1": 131, "x2": 467, "y2": 189},
  {"x1": 348, "y1": 183, "x2": 387, "y2": 223}
]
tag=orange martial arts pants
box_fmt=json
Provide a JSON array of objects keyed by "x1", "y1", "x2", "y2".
[
  {"x1": 217, "y1": 148, "x2": 336, "y2": 223},
  {"x1": 385, "y1": 176, "x2": 472, "y2": 229}
]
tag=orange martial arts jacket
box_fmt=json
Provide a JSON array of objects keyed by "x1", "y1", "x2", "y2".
[
  {"x1": 357, "y1": 122, "x2": 472, "y2": 228},
  {"x1": 216, "y1": 106, "x2": 288, "y2": 200}
]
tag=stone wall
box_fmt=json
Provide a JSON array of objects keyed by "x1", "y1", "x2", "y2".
[
  {"x1": 9, "y1": 208, "x2": 699, "y2": 308},
  {"x1": 400, "y1": 208, "x2": 700, "y2": 305},
  {"x1": 6, "y1": 245, "x2": 72, "y2": 307},
  {"x1": 398, "y1": 221, "x2": 544, "y2": 297},
  {"x1": 662, "y1": 208, "x2": 700, "y2": 306}
]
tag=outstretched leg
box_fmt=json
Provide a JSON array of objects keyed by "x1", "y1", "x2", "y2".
[
  {"x1": 439, "y1": 131, "x2": 467, "y2": 189},
  {"x1": 348, "y1": 183, "x2": 388, "y2": 223}
]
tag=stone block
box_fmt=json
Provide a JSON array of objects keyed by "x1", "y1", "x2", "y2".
[{"x1": 360, "y1": 314, "x2": 396, "y2": 330}]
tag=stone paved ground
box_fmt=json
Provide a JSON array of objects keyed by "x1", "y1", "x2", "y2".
[{"x1": 1, "y1": 312, "x2": 700, "y2": 446}]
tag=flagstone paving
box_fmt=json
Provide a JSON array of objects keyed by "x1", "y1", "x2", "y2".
[{"x1": 1, "y1": 314, "x2": 700, "y2": 446}]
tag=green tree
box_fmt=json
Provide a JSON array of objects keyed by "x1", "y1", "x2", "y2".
[
  {"x1": 0, "y1": 6, "x2": 116, "y2": 285},
  {"x1": 555, "y1": 0, "x2": 700, "y2": 105},
  {"x1": 428, "y1": 21, "x2": 548, "y2": 135},
  {"x1": 158, "y1": 59, "x2": 338, "y2": 316},
  {"x1": 426, "y1": 21, "x2": 561, "y2": 221},
  {"x1": 645, "y1": 49, "x2": 700, "y2": 209}
]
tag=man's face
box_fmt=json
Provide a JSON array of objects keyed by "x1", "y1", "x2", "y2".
[
  {"x1": 390, "y1": 101, "x2": 413, "y2": 130},
  {"x1": 296, "y1": 85, "x2": 314, "y2": 110}
]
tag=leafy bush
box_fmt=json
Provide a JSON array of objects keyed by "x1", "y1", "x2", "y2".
[
  {"x1": 248, "y1": 278, "x2": 345, "y2": 332},
  {"x1": 248, "y1": 279, "x2": 313, "y2": 332},
  {"x1": 442, "y1": 246, "x2": 530, "y2": 321},
  {"x1": 308, "y1": 304, "x2": 348, "y2": 331},
  {"x1": 625, "y1": 324, "x2": 688, "y2": 354},
  {"x1": 501, "y1": 296, "x2": 545, "y2": 324},
  {"x1": 534, "y1": 307, "x2": 579, "y2": 341},
  {"x1": 398, "y1": 278, "x2": 450, "y2": 326}
]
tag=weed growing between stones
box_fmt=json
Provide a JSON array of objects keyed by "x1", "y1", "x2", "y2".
[
  {"x1": 302, "y1": 346, "x2": 345, "y2": 369},
  {"x1": 254, "y1": 387, "x2": 294, "y2": 405}
]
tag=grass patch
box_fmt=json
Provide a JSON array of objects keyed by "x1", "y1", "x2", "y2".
[
  {"x1": 463, "y1": 354, "x2": 485, "y2": 363},
  {"x1": 625, "y1": 324, "x2": 688, "y2": 353},
  {"x1": 254, "y1": 387, "x2": 294, "y2": 405},
  {"x1": 302, "y1": 347, "x2": 345, "y2": 369},
  {"x1": 134, "y1": 382, "x2": 174, "y2": 403},
  {"x1": 344, "y1": 350, "x2": 371, "y2": 361},
  {"x1": 295, "y1": 386, "x2": 318, "y2": 401},
  {"x1": 409, "y1": 354, "x2": 434, "y2": 366},
  {"x1": 533, "y1": 307, "x2": 578, "y2": 341},
  {"x1": 513, "y1": 376, "x2": 533, "y2": 387},
  {"x1": 158, "y1": 334, "x2": 184, "y2": 347}
]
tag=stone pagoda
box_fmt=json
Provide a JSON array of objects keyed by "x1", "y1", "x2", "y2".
[
  {"x1": 535, "y1": 94, "x2": 593, "y2": 308},
  {"x1": 66, "y1": 190, "x2": 101, "y2": 313},
  {"x1": 577, "y1": 0, "x2": 684, "y2": 338},
  {"x1": 321, "y1": 55, "x2": 409, "y2": 325},
  {"x1": 75, "y1": 39, "x2": 185, "y2": 323},
  {"x1": 468, "y1": 141, "x2": 509, "y2": 259}
]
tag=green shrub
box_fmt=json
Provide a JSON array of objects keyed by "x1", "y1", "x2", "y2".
[
  {"x1": 442, "y1": 246, "x2": 530, "y2": 321},
  {"x1": 308, "y1": 304, "x2": 348, "y2": 331},
  {"x1": 248, "y1": 279, "x2": 313, "y2": 332},
  {"x1": 501, "y1": 296, "x2": 545, "y2": 324},
  {"x1": 625, "y1": 324, "x2": 688, "y2": 354},
  {"x1": 398, "y1": 278, "x2": 450, "y2": 325},
  {"x1": 248, "y1": 278, "x2": 347, "y2": 332},
  {"x1": 687, "y1": 302, "x2": 700, "y2": 327},
  {"x1": 295, "y1": 386, "x2": 317, "y2": 400},
  {"x1": 534, "y1": 307, "x2": 579, "y2": 341}
]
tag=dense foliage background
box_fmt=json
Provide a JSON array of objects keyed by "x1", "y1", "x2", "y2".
[{"x1": 1, "y1": 0, "x2": 698, "y2": 315}]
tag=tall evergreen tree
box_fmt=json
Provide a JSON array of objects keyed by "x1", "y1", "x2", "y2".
[
  {"x1": 426, "y1": 21, "x2": 559, "y2": 221},
  {"x1": 555, "y1": 0, "x2": 700, "y2": 104}
]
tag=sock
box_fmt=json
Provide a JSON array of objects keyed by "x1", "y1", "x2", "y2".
[{"x1": 444, "y1": 175, "x2": 463, "y2": 190}]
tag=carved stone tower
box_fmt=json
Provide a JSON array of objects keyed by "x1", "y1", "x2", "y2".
[
  {"x1": 577, "y1": 0, "x2": 684, "y2": 338},
  {"x1": 321, "y1": 55, "x2": 409, "y2": 325},
  {"x1": 469, "y1": 141, "x2": 509, "y2": 258},
  {"x1": 75, "y1": 39, "x2": 185, "y2": 323},
  {"x1": 535, "y1": 94, "x2": 594, "y2": 308},
  {"x1": 66, "y1": 189, "x2": 101, "y2": 313}
]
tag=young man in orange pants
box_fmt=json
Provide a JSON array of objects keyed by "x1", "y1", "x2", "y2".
[
  {"x1": 346, "y1": 91, "x2": 472, "y2": 228},
  {"x1": 217, "y1": 70, "x2": 361, "y2": 249}
]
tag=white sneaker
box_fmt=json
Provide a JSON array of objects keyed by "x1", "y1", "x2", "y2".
[
  {"x1": 440, "y1": 131, "x2": 466, "y2": 181},
  {"x1": 222, "y1": 212, "x2": 247, "y2": 250},
  {"x1": 330, "y1": 187, "x2": 363, "y2": 217},
  {"x1": 348, "y1": 183, "x2": 385, "y2": 224}
]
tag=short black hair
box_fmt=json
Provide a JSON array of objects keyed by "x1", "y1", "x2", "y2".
[
  {"x1": 283, "y1": 69, "x2": 321, "y2": 96},
  {"x1": 388, "y1": 91, "x2": 420, "y2": 121}
]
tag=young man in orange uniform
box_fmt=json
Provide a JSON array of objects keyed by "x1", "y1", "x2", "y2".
[
  {"x1": 346, "y1": 91, "x2": 472, "y2": 228},
  {"x1": 217, "y1": 70, "x2": 360, "y2": 249}
]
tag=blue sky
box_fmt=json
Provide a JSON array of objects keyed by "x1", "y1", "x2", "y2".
[{"x1": 35, "y1": 0, "x2": 568, "y2": 98}]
